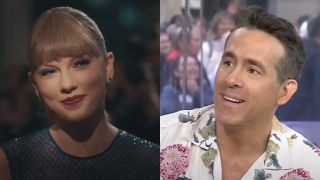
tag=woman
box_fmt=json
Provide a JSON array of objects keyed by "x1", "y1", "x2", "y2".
[
  {"x1": 0, "y1": 7, "x2": 159, "y2": 180},
  {"x1": 201, "y1": 11, "x2": 235, "y2": 87},
  {"x1": 160, "y1": 55, "x2": 213, "y2": 115}
]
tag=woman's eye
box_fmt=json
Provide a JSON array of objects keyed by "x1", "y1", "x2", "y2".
[
  {"x1": 74, "y1": 58, "x2": 90, "y2": 69},
  {"x1": 39, "y1": 69, "x2": 56, "y2": 76}
]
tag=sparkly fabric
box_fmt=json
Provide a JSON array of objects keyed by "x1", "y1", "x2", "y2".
[{"x1": 1, "y1": 128, "x2": 159, "y2": 180}]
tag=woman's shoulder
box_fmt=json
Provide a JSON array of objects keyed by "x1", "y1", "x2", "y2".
[
  {"x1": 114, "y1": 130, "x2": 159, "y2": 178},
  {"x1": 116, "y1": 130, "x2": 159, "y2": 150},
  {"x1": 0, "y1": 128, "x2": 49, "y2": 154},
  {"x1": 114, "y1": 130, "x2": 159, "y2": 161}
]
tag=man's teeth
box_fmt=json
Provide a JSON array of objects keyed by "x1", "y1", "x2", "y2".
[{"x1": 224, "y1": 96, "x2": 243, "y2": 103}]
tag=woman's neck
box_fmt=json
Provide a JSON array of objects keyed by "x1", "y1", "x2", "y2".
[{"x1": 49, "y1": 111, "x2": 118, "y2": 157}]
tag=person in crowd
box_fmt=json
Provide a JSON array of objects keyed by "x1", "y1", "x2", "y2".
[
  {"x1": 201, "y1": 10, "x2": 235, "y2": 87},
  {"x1": 160, "y1": 6, "x2": 320, "y2": 180},
  {"x1": 226, "y1": 0, "x2": 242, "y2": 16},
  {"x1": 295, "y1": 14, "x2": 311, "y2": 38},
  {"x1": 161, "y1": 26, "x2": 202, "y2": 91},
  {"x1": 0, "y1": 7, "x2": 159, "y2": 180},
  {"x1": 160, "y1": 29, "x2": 173, "y2": 60},
  {"x1": 160, "y1": 54, "x2": 213, "y2": 115}
]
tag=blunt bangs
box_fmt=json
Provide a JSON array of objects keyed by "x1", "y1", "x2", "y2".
[{"x1": 28, "y1": 8, "x2": 105, "y2": 71}]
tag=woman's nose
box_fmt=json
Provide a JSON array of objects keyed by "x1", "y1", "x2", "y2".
[{"x1": 60, "y1": 71, "x2": 78, "y2": 94}]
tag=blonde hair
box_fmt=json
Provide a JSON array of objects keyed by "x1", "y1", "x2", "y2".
[{"x1": 28, "y1": 7, "x2": 107, "y2": 72}]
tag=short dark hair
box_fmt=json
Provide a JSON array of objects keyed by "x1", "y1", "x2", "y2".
[{"x1": 225, "y1": 6, "x2": 305, "y2": 83}]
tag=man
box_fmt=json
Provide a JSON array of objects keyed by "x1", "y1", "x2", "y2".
[{"x1": 160, "y1": 6, "x2": 320, "y2": 180}]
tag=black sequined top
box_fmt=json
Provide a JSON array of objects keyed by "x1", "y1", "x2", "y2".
[{"x1": 1, "y1": 128, "x2": 159, "y2": 180}]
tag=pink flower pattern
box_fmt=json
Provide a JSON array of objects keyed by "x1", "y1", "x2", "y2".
[
  {"x1": 280, "y1": 168, "x2": 313, "y2": 180},
  {"x1": 160, "y1": 144, "x2": 190, "y2": 180}
]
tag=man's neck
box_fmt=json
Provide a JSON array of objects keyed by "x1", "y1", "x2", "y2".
[
  {"x1": 216, "y1": 118, "x2": 272, "y2": 156},
  {"x1": 216, "y1": 118, "x2": 273, "y2": 180}
]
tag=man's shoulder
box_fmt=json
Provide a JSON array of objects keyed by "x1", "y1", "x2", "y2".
[
  {"x1": 160, "y1": 105, "x2": 215, "y2": 147},
  {"x1": 277, "y1": 122, "x2": 320, "y2": 167},
  {"x1": 161, "y1": 104, "x2": 214, "y2": 125}
]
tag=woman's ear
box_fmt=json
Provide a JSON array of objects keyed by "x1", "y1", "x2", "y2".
[
  {"x1": 28, "y1": 72, "x2": 40, "y2": 97},
  {"x1": 104, "y1": 52, "x2": 115, "y2": 81},
  {"x1": 277, "y1": 79, "x2": 298, "y2": 105}
]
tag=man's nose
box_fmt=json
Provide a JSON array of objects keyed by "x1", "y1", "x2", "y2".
[{"x1": 225, "y1": 68, "x2": 244, "y2": 88}]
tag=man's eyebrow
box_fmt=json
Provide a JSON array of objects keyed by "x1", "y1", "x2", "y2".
[
  {"x1": 222, "y1": 51, "x2": 267, "y2": 73},
  {"x1": 222, "y1": 51, "x2": 236, "y2": 59},
  {"x1": 246, "y1": 58, "x2": 266, "y2": 73}
]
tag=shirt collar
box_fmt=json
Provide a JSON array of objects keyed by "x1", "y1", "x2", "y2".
[
  {"x1": 185, "y1": 105, "x2": 218, "y2": 150},
  {"x1": 264, "y1": 117, "x2": 293, "y2": 170},
  {"x1": 185, "y1": 108, "x2": 293, "y2": 170}
]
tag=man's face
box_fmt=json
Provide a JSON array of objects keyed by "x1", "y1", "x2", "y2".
[
  {"x1": 214, "y1": 28, "x2": 286, "y2": 127},
  {"x1": 188, "y1": 29, "x2": 201, "y2": 57}
]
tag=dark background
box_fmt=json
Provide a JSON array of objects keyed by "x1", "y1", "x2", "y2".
[{"x1": 0, "y1": 0, "x2": 160, "y2": 144}]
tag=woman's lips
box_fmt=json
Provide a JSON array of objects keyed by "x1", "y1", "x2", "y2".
[{"x1": 60, "y1": 95, "x2": 85, "y2": 106}]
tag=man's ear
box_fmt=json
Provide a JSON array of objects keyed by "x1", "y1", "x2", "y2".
[
  {"x1": 104, "y1": 52, "x2": 115, "y2": 81},
  {"x1": 28, "y1": 72, "x2": 39, "y2": 97},
  {"x1": 277, "y1": 79, "x2": 298, "y2": 105}
]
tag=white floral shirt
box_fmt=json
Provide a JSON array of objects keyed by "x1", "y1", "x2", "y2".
[{"x1": 160, "y1": 105, "x2": 320, "y2": 180}]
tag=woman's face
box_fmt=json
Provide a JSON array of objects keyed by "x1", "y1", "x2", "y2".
[
  {"x1": 176, "y1": 56, "x2": 200, "y2": 80},
  {"x1": 31, "y1": 53, "x2": 114, "y2": 122},
  {"x1": 217, "y1": 17, "x2": 235, "y2": 39}
]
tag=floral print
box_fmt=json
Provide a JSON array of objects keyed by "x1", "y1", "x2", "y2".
[
  {"x1": 160, "y1": 144, "x2": 190, "y2": 180},
  {"x1": 287, "y1": 134, "x2": 298, "y2": 147},
  {"x1": 201, "y1": 147, "x2": 217, "y2": 175},
  {"x1": 303, "y1": 139, "x2": 320, "y2": 156},
  {"x1": 280, "y1": 168, "x2": 312, "y2": 180},
  {"x1": 265, "y1": 140, "x2": 281, "y2": 169},
  {"x1": 198, "y1": 113, "x2": 215, "y2": 141},
  {"x1": 160, "y1": 105, "x2": 320, "y2": 180},
  {"x1": 253, "y1": 169, "x2": 272, "y2": 180}
]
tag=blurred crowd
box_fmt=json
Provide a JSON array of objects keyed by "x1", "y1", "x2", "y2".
[
  {"x1": 160, "y1": 0, "x2": 320, "y2": 121},
  {"x1": 0, "y1": 65, "x2": 44, "y2": 143},
  {"x1": 160, "y1": 0, "x2": 239, "y2": 115},
  {"x1": 277, "y1": 13, "x2": 320, "y2": 121}
]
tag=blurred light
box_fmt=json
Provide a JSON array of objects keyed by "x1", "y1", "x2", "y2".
[
  {"x1": 86, "y1": 0, "x2": 110, "y2": 8},
  {"x1": 118, "y1": 6, "x2": 140, "y2": 27}
]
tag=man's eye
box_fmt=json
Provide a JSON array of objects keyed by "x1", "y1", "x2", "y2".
[
  {"x1": 222, "y1": 60, "x2": 233, "y2": 67},
  {"x1": 248, "y1": 67, "x2": 260, "y2": 74},
  {"x1": 74, "y1": 58, "x2": 90, "y2": 69}
]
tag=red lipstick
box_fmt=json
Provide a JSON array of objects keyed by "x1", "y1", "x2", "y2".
[{"x1": 60, "y1": 95, "x2": 85, "y2": 106}]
